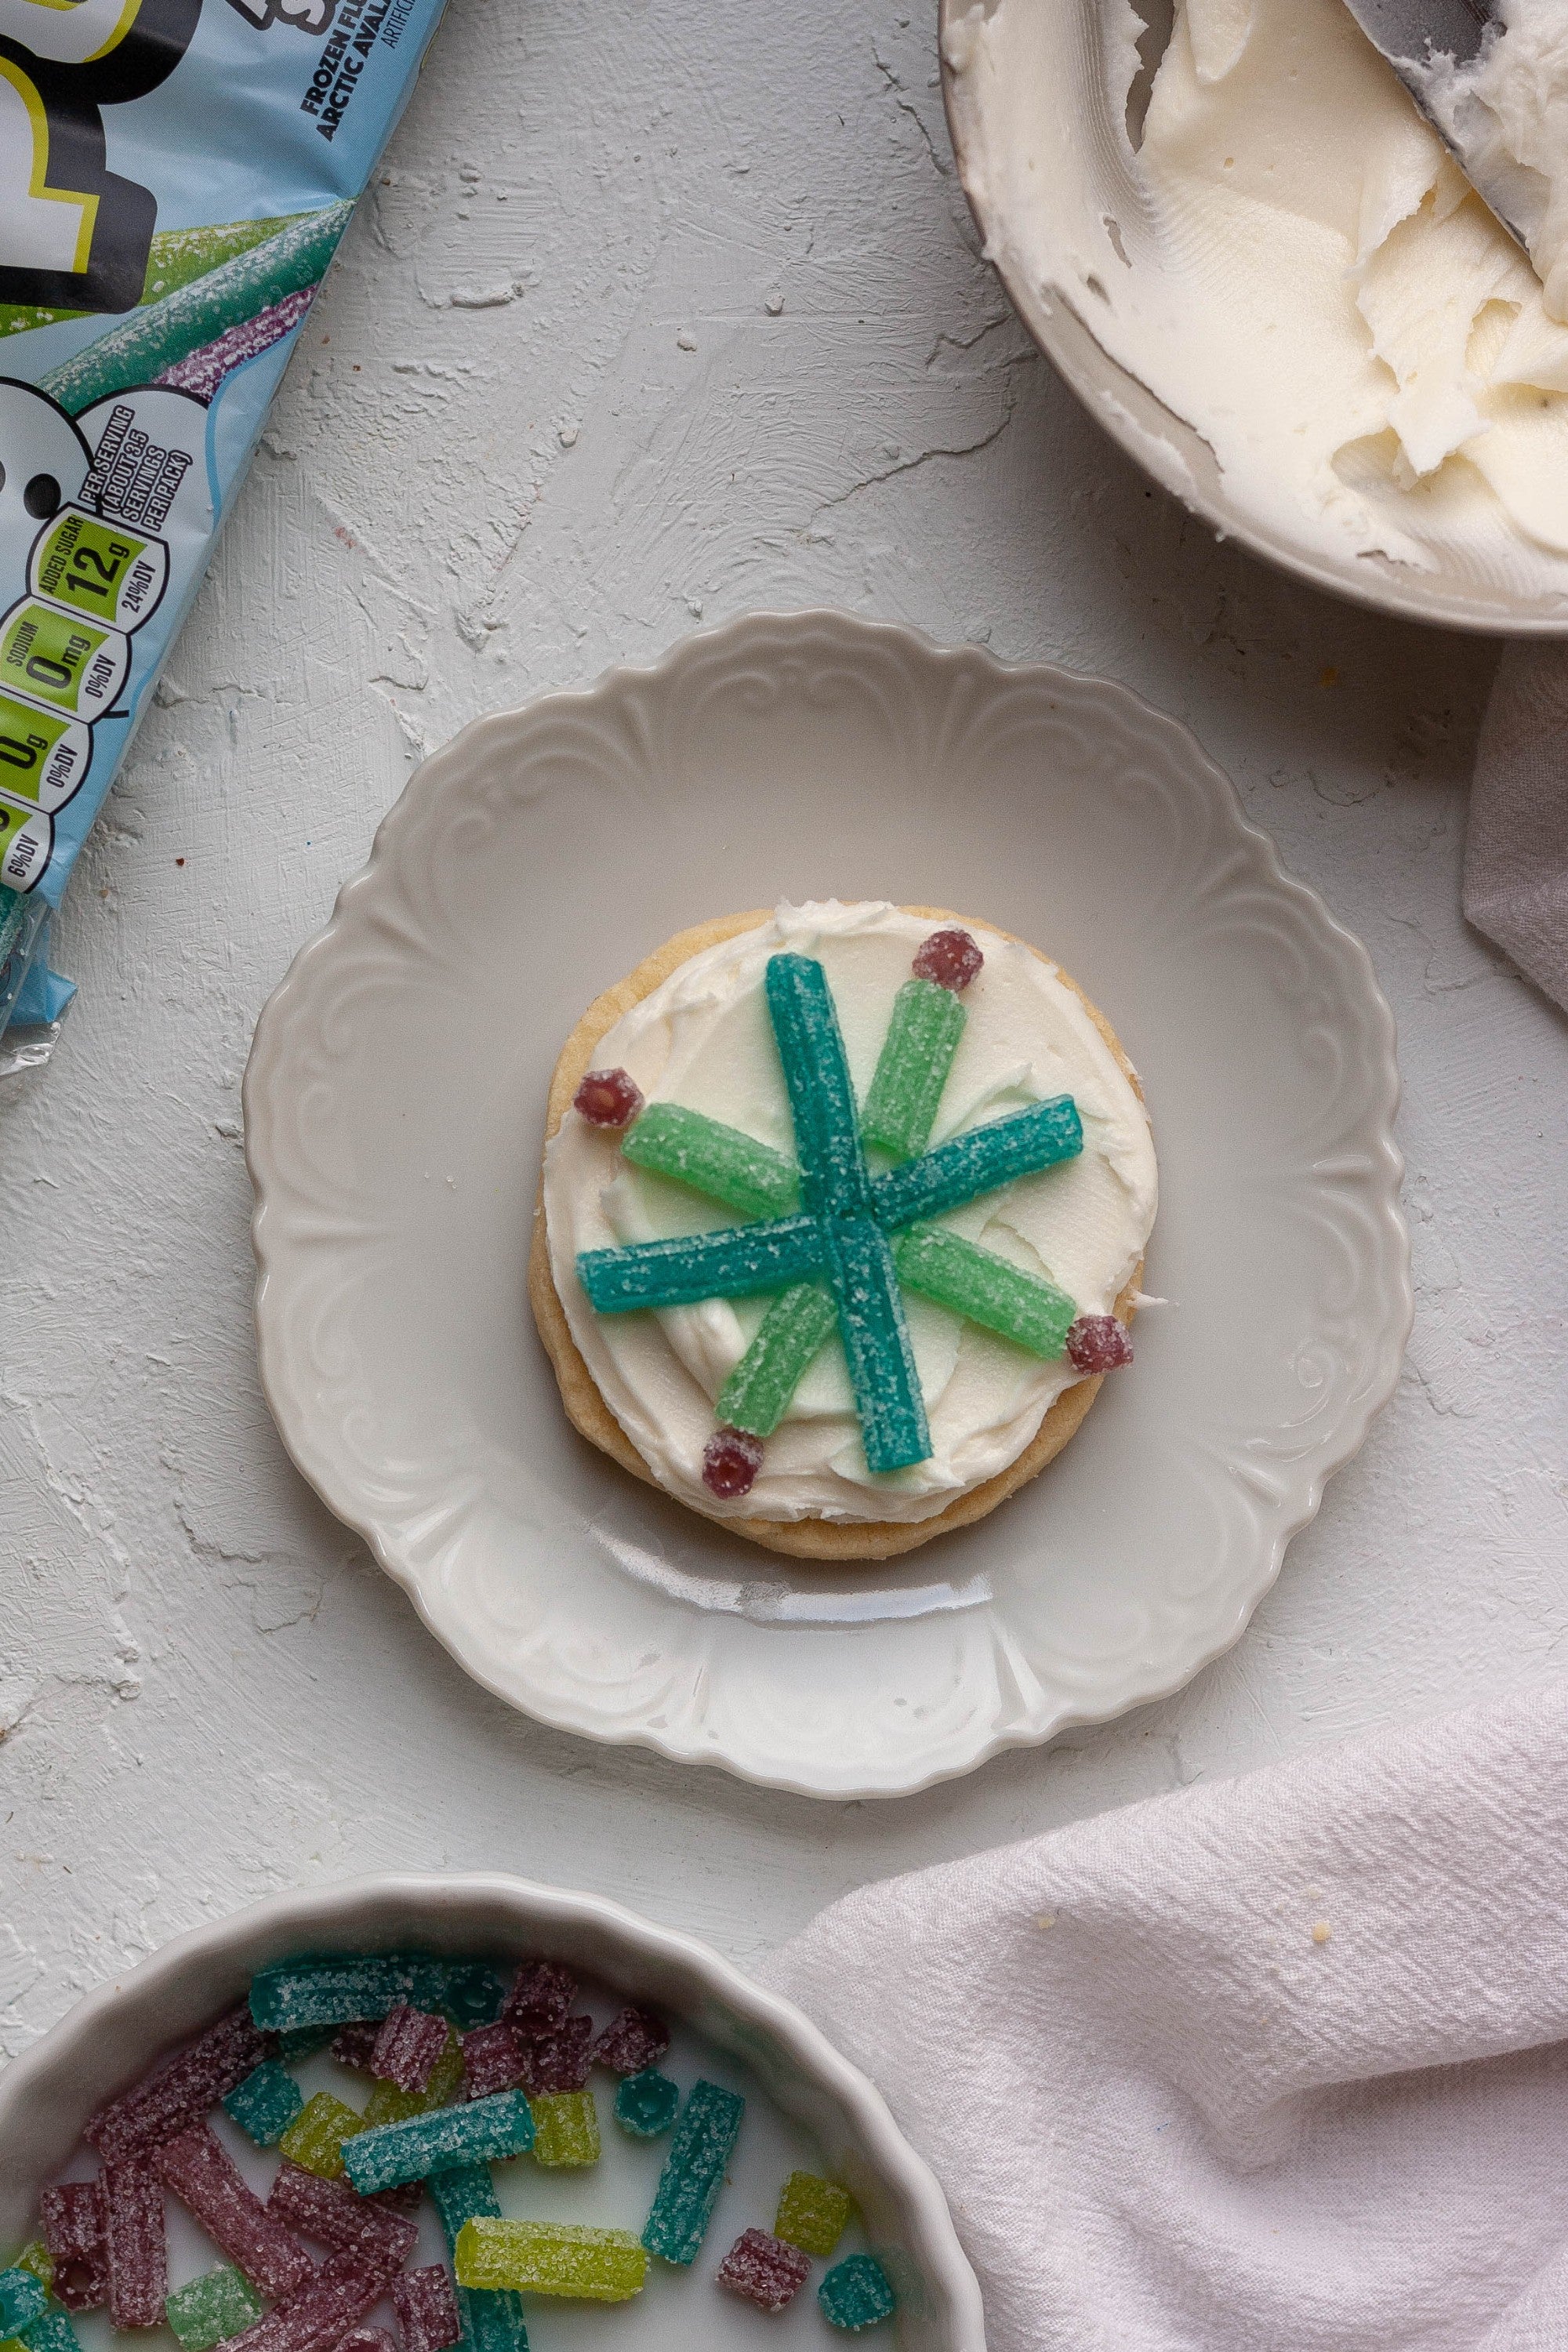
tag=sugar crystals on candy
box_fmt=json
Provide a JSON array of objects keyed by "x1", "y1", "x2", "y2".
[
  {"x1": 818, "y1": 2254, "x2": 897, "y2": 2332},
  {"x1": 165, "y1": 2267, "x2": 265, "y2": 2352},
  {"x1": 222, "y1": 2252, "x2": 387, "y2": 2352},
  {"x1": 249, "y1": 1957, "x2": 434, "y2": 2037},
  {"x1": 223, "y1": 2063, "x2": 304, "y2": 2149},
  {"x1": 428, "y1": 2169, "x2": 528, "y2": 2352},
  {"x1": 716, "y1": 2230, "x2": 810, "y2": 2312},
  {"x1": 0, "y1": 2269, "x2": 47, "y2": 2336},
  {"x1": 39, "y1": 2181, "x2": 107, "y2": 2310},
  {"x1": 343, "y1": 2090, "x2": 534, "y2": 2196},
  {"x1": 454, "y1": 2221, "x2": 645, "y2": 2304},
  {"x1": 276, "y1": 2094, "x2": 365, "y2": 2183},
  {"x1": 500, "y1": 1964, "x2": 575, "y2": 2038},
  {"x1": 86, "y1": 2010, "x2": 274, "y2": 2161},
  {"x1": 267, "y1": 2162, "x2": 417, "y2": 2271},
  {"x1": 334, "y1": 2332, "x2": 396, "y2": 2352},
  {"x1": 612, "y1": 2071, "x2": 680, "y2": 2140},
  {"x1": 434, "y1": 1964, "x2": 509, "y2": 2031},
  {"x1": 362, "y1": 2029, "x2": 464, "y2": 2128},
  {"x1": 371, "y1": 2009, "x2": 448, "y2": 2094},
  {"x1": 592, "y1": 2009, "x2": 670, "y2": 2078},
  {"x1": 12, "y1": 2243, "x2": 53, "y2": 2291},
  {"x1": 458, "y1": 2024, "x2": 524, "y2": 2101},
  {"x1": 528, "y1": 2092, "x2": 599, "y2": 2168},
  {"x1": 156, "y1": 2125, "x2": 314, "y2": 2296},
  {"x1": 1065, "y1": 1314, "x2": 1134, "y2": 1374},
  {"x1": 103, "y1": 2158, "x2": 167, "y2": 2327},
  {"x1": 774, "y1": 2170, "x2": 854, "y2": 2258},
  {"x1": 329, "y1": 2024, "x2": 381, "y2": 2074},
  {"x1": 390, "y1": 2267, "x2": 461, "y2": 2352},
  {"x1": 640, "y1": 2079, "x2": 745, "y2": 2267},
  {"x1": 20, "y1": 2310, "x2": 85, "y2": 2352},
  {"x1": 514, "y1": 2018, "x2": 591, "y2": 2096}
]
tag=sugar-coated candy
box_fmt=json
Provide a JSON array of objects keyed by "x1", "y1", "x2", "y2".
[
  {"x1": 911, "y1": 927, "x2": 983, "y2": 993},
  {"x1": 613, "y1": 2071, "x2": 681, "y2": 2140},
  {"x1": 157, "y1": 2125, "x2": 314, "y2": 2297},
  {"x1": 765, "y1": 955, "x2": 873, "y2": 1221},
  {"x1": 165, "y1": 2267, "x2": 265, "y2": 2352},
  {"x1": 103, "y1": 2157, "x2": 167, "y2": 2327},
  {"x1": 274, "y1": 2031, "x2": 334, "y2": 2067},
  {"x1": 223, "y1": 2252, "x2": 387, "y2": 2352},
  {"x1": 223, "y1": 2061, "x2": 304, "y2": 2149},
  {"x1": 892, "y1": 1224, "x2": 1076, "y2": 1358},
  {"x1": 640, "y1": 2078, "x2": 746, "y2": 2267},
  {"x1": 249, "y1": 1955, "x2": 443, "y2": 2037},
  {"x1": 454, "y1": 2220, "x2": 645, "y2": 2304},
  {"x1": 18, "y1": 2311, "x2": 83, "y2": 2352},
  {"x1": 329, "y1": 2024, "x2": 381, "y2": 2073},
  {"x1": 0, "y1": 2270, "x2": 46, "y2": 2336},
  {"x1": 700, "y1": 1427, "x2": 764, "y2": 1501},
  {"x1": 716, "y1": 1286, "x2": 836, "y2": 1440},
  {"x1": 592, "y1": 2008, "x2": 670, "y2": 2077},
  {"x1": 620, "y1": 1103, "x2": 800, "y2": 1219},
  {"x1": 501, "y1": 1962, "x2": 575, "y2": 2037},
  {"x1": 773, "y1": 2170, "x2": 854, "y2": 2258},
  {"x1": 267, "y1": 2162, "x2": 417, "y2": 2270},
  {"x1": 528, "y1": 2092, "x2": 599, "y2": 2169},
  {"x1": 458, "y1": 2024, "x2": 525, "y2": 2101},
  {"x1": 873, "y1": 1094, "x2": 1083, "y2": 1230},
  {"x1": 372, "y1": 2006, "x2": 448, "y2": 2093},
  {"x1": 716, "y1": 2229, "x2": 811, "y2": 2312},
  {"x1": 390, "y1": 2266, "x2": 461, "y2": 2352},
  {"x1": 572, "y1": 1068, "x2": 644, "y2": 1129},
  {"x1": 335, "y1": 2331, "x2": 396, "y2": 2352},
  {"x1": 86, "y1": 2009, "x2": 275, "y2": 2160},
  {"x1": 818, "y1": 2254, "x2": 897, "y2": 2332},
  {"x1": 277, "y1": 2093, "x2": 365, "y2": 2182},
  {"x1": 39, "y1": 2180, "x2": 107, "y2": 2310},
  {"x1": 860, "y1": 978, "x2": 967, "y2": 1162},
  {"x1": 822, "y1": 1216, "x2": 929, "y2": 1474},
  {"x1": 428, "y1": 2169, "x2": 529, "y2": 2352},
  {"x1": 1065, "y1": 1312, "x2": 1134, "y2": 1374},
  {"x1": 514, "y1": 2017, "x2": 592, "y2": 2096},
  {"x1": 435, "y1": 1963, "x2": 509, "y2": 2031},
  {"x1": 13, "y1": 2244, "x2": 53, "y2": 2292},
  {"x1": 577, "y1": 1213, "x2": 823, "y2": 1314},
  {"x1": 365, "y1": 2029, "x2": 464, "y2": 2127},
  {"x1": 343, "y1": 2089, "x2": 534, "y2": 2196}
]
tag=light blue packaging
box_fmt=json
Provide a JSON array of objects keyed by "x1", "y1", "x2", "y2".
[{"x1": 0, "y1": 0, "x2": 452, "y2": 1054}]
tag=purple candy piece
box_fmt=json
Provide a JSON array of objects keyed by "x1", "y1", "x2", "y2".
[
  {"x1": 390, "y1": 2267, "x2": 461, "y2": 2352},
  {"x1": 156, "y1": 287, "x2": 317, "y2": 405},
  {"x1": 40, "y1": 2180, "x2": 108, "y2": 2311},
  {"x1": 88, "y1": 2009, "x2": 274, "y2": 2161},
  {"x1": 501, "y1": 1962, "x2": 576, "y2": 2036},
  {"x1": 717, "y1": 2230, "x2": 811, "y2": 2312},
  {"x1": 158, "y1": 2124, "x2": 314, "y2": 2297},
  {"x1": 515, "y1": 2015, "x2": 593, "y2": 2095},
  {"x1": 458, "y1": 2024, "x2": 525, "y2": 2102},
  {"x1": 371, "y1": 2007, "x2": 448, "y2": 2094},
  {"x1": 224, "y1": 2252, "x2": 387, "y2": 2352},
  {"x1": 337, "y1": 2332, "x2": 398, "y2": 2352},
  {"x1": 104, "y1": 2157, "x2": 168, "y2": 2328},
  {"x1": 267, "y1": 2162, "x2": 419, "y2": 2270},
  {"x1": 330, "y1": 2022, "x2": 382, "y2": 2073},
  {"x1": 592, "y1": 2007, "x2": 670, "y2": 2077}
]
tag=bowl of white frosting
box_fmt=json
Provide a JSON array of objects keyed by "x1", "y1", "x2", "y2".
[{"x1": 940, "y1": 0, "x2": 1568, "y2": 631}]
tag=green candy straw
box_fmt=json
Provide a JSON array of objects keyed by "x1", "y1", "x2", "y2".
[
  {"x1": 861, "y1": 977, "x2": 966, "y2": 1161},
  {"x1": 893, "y1": 1224, "x2": 1077, "y2": 1357},
  {"x1": 622, "y1": 1101, "x2": 799, "y2": 1218},
  {"x1": 717, "y1": 1282, "x2": 837, "y2": 1436}
]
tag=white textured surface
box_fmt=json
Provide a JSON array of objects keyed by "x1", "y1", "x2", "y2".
[{"x1": 0, "y1": 0, "x2": 1563, "y2": 2048}]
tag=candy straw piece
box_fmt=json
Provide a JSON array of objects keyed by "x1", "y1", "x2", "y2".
[
  {"x1": 363, "y1": 2027, "x2": 463, "y2": 2127},
  {"x1": 454, "y1": 2221, "x2": 644, "y2": 2304},
  {"x1": 87, "y1": 2009, "x2": 275, "y2": 2158},
  {"x1": 892, "y1": 1225, "x2": 1077, "y2": 1357},
  {"x1": 640, "y1": 2079, "x2": 745, "y2": 2267},
  {"x1": 592, "y1": 2008, "x2": 670, "y2": 2077},
  {"x1": 717, "y1": 1282, "x2": 837, "y2": 1437},
  {"x1": 459, "y1": 2024, "x2": 525, "y2": 2100},
  {"x1": 223, "y1": 2061, "x2": 304, "y2": 2148},
  {"x1": 277, "y1": 2094, "x2": 365, "y2": 2182},
  {"x1": 222, "y1": 2252, "x2": 388, "y2": 2352},
  {"x1": 336, "y1": 2332, "x2": 396, "y2": 2352},
  {"x1": 716, "y1": 2229, "x2": 811, "y2": 2311},
  {"x1": 157, "y1": 2125, "x2": 314, "y2": 2296},
  {"x1": 249, "y1": 1955, "x2": 435, "y2": 2034},
  {"x1": 39, "y1": 2182, "x2": 107, "y2": 2310},
  {"x1": 103, "y1": 2158, "x2": 166, "y2": 2327},
  {"x1": 371, "y1": 2007, "x2": 448, "y2": 2094},
  {"x1": 0, "y1": 2274, "x2": 45, "y2": 2336},
  {"x1": 822, "y1": 1218, "x2": 929, "y2": 1473},
  {"x1": 860, "y1": 978, "x2": 967, "y2": 1161},
  {"x1": 437, "y1": 1963, "x2": 510, "y2": 2030},
  {"x1": 501, "y1": 1962, "x2": 575, "y2": 2033},
  {"x1": 764, "y1": 954, "x2": 873, "y2": 1219},
  {"x1": 266, "y1": 2164, "x2": 417, "y2": 2270},
  {"x1": 621, "y1": 1104, "x2": 800, "y2": 1218},
  {"x1": 165, "y1": 2267, "x2": 265, "y2": 2352},
  {"x1": 343, "y1": 2091, "x2": 534, "y2": 2196},
  {"x1": 20, "y1": 2312, "x2": 83, "y2": 2352},
  {"x1": 331, "y1": 2024, "x2": 380, "y2": 2073},
  {"x1": 528, "y1": 2092, "x2": 599, "y2": 2168},
  {"x1": 514, "y1": 2018, "x2": 591, "y2": 2096},
  {"x1": 818, "y1": 2253, "x2": 897, "y2": 2332},
  {"x1": 428, "y1": 2169, "x2": 528, "y2": 2352},
  {"x1": 774, "y1": 2170, "x2": 855, "y2": 2258},
  {"x1": 576, "y1": 1214, "x2": 822, "y2": 1313},
  {"x1": 873, "y1": 1095, "x2": 1083, "y2": 1229},
  {"x1": 390, "y1": 2267, "x2": 461, "y2": 2352},
  {"x1": 613, "y1": 2071, "x2": 681, "y2": 2140}
]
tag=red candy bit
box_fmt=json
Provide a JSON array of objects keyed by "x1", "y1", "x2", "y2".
[
  {"x1": 1065, "y1": 1314, "x2": 1134, "y2": 1374},
  {"x1": 86, "y1": 2006, "x2": 274, "y2": 2160},
  {"x1": 338, "y1": 2333, "x2": 397, "y2": 2352},
  {"x1": 226, "y1": 2252, "x2": 387, "y2": 2352},
  {"x1": 503, "y1": 1958, "x2": 577, "y2": 2036},
  {"x1": 329, "y1": 2020, "x2": 380, "y2": 2072},
  {"x1": 572, "y1": 1068, "x2": 644, "y2": 1129},
  {"x1": 702, "y1": 1426, "x2": 764, "y2": 1500},
  {"x1": 103, "y1": 2157, "x2": 167, "y2": 2328},
  {"x1": 267, "y1": 2161, "x2": 418, "y2": 2270},
  {"x1": 912, "y1": 926, "x2": 983, "y2": 993},
  {"x1": 593, "y1": 2005, "x2": 670, "y2": 2077},
  {"x1": 717, "y1": 2229, "x2": 811, "y2": 2312},
  {"x1": 392, "y1": 2266, "x2": 462, "y2": 2352},
  {"x1": 459, "y1": 2020, "x2": 527, "y2": 2100},
  {"x1": 371, "y1": 2004, "x2": 448, "y2": 2093},
  {"x1": 516, "y1": 2013, "x2": 593, "y2": 2094},
  {"x1": 41, "y1": 2180, "x2": 108, "y2": 2312},
  {"x1": 158, "y1": 2124, "x2": 314, "y2": 2297}
]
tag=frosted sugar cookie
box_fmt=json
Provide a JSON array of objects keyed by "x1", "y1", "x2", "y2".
[{"x1": 531, "y1": 902, "x2": 1157, "y2": 1560}]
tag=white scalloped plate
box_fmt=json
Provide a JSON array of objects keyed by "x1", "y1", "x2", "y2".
[{"x1": 245, "y1": 611, "x2": 1410, "y2": 1799}]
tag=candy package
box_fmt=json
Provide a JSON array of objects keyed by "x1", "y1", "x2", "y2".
[{"x1": 0, "y1": 0, "x2": 452, "y2": 1063}]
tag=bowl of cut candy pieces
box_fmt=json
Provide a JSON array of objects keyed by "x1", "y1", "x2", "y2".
[{"x1": 0, "y1": 1877, "x2": 982, "y2": 2352}]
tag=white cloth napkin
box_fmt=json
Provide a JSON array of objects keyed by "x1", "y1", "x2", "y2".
[
  {"x1": 1466, "y1": 645, "x2": 1568, "y2": 1013},
  {"x1": 764, "y1": 1682, "x2": 1568, "y2": 2352}
]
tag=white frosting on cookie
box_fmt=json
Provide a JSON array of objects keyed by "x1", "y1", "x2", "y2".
[{"x1": 542, "y1": 902, "x2": 1157, "y2": 1526}]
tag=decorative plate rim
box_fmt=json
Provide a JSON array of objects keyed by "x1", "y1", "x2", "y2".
[{"x1": 245, "y1": 608, "x2": 1413, "y2": 1798}]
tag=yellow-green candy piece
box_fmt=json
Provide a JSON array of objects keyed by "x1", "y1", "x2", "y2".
[
  {"x1": 277, "y1": 2089, "x2": 365, "y2": 2179},
  {"x1": 455, "y1": 2220, "x2": 645, "y2": 2302},
  {"x1": 529, "y1": 2090, "x2": 600, "y2": 2167},
  {"x1": 364, "y1": 2027, "x2": 465, "y2": 2126},
  {"x1": 10, "y1": 2250, "x2": 51, "y2": 2295},
  {"x1": 775, "y1": 2170, "x2": 855, "y2": 2257}
]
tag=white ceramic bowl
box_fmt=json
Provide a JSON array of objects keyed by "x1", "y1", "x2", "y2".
[
  {"x1": 0, "y1": 1875, "x2": 984, "y2": 2352},
  {"x1": 939, "y1": 0, "x2": 1568, "y2": 636}
]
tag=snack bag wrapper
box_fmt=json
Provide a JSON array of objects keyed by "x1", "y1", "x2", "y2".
[{"x1": 0, "y1": 0, "x2": 451, "y2": 1055}]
